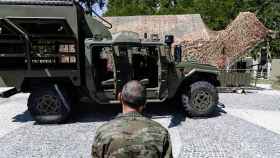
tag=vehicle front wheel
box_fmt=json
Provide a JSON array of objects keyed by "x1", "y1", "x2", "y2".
[
  {"x1": 181, "y1": 81, "x2": 218, "y2": 117},
  {"x1": 27, "y1": 86, "x2": 72, "y2": 124}
]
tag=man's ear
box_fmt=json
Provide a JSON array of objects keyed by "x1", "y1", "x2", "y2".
[
  {"x1": 139, "y1": 106, "x2": 144, "y2": 112},
  {"x1": 118, "y1": 93, "x2": 122, "y2": 102}
]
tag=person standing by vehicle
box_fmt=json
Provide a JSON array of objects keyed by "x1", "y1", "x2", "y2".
[
  {"x1": 258, "y1": 46, "x2": 271, "y2": 79},
  {"x1": 92, "y1": 80, "x2": 173, "y2": 158}
]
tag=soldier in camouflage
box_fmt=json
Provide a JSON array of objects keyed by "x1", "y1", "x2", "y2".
[{"x1": 92, "y1": 80, "x2": 173, "y2": 158}]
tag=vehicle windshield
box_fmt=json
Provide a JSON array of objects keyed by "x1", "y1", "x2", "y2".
[{"x1": 115, "y1": 45, "x2": 160, "y2": 88}]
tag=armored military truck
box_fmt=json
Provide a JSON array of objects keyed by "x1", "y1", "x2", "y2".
[{"x1": 0, "y1": 0, "x2": 220, "y2": 124}]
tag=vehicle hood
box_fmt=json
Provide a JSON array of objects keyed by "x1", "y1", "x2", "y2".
[{"x1": 176, "y1": 62, "x2": 219, "y2": 74}]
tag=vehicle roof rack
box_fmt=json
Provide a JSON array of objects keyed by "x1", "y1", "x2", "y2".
[{"x1": 0, "y1": 0, "x2": 74, "y2": 6}]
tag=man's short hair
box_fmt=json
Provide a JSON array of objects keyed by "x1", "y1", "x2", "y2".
[{"x1": 121, "y1": 80, "x2": 146, "y2": 108}]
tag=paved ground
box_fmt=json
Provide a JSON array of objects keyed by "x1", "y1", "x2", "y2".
[{"x1": 0, "y1": 88, "x2": 280, "y2": 158}]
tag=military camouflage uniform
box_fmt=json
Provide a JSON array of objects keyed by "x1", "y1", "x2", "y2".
[{"x1": 92, "y1": 112, "x2": 173, "y2": 158}]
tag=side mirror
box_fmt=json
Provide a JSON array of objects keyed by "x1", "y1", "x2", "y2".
[
  {"x1": 165, "y1": 35, "x2": 174, "y2": 46},
  {"x1": 140, "y1": 78, "x2": 149, "y2": 86}
]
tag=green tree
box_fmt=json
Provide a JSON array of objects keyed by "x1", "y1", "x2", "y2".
[
  {"x1": 105, "y1": 0, "x2": 237, "y2": 30},
  {"x1": 249, "y1": 0, "x2": 280, "y2": 58},
  {"x1": 192, "y1": 0, "x2": 237, "y2": 30},
  {"x1": 105, "y1": 0, "x2": 158, "y2": 16}
]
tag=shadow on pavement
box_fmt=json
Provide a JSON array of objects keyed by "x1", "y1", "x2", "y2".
[
  {"x1": 168, "y1": 112, "x2": 187, "y2": 128},
  {"x1": 69, "y1": 102, "x2": 120, "y2": 123},
  {"x1": 69, "y1": 101, "x2": 177, "y2": 124},
  {"x1": 12, "y1": 110, "x2": 33, "y2": 123},
  {"x1": 11, "y1": 101, "x2": 227, "y2": 126}
]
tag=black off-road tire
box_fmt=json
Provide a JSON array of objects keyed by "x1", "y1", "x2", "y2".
[
  {"x1": 27, "y1": 86, "x2": 72, "y2": 124},
  {"x1": 181, "y1": 81, "x2": 218, "y2": 117}
]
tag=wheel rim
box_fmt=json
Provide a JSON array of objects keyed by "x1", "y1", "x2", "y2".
[
  {"x1": 191, "y1": 90, "x2": 212, "y2": 112},
  {"x1": 36, "y1": 95, "x2": 61, "y2": 115}
]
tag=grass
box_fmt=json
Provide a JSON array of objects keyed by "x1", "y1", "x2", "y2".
[
  {"x1": 255, "y1": 79, "x2": 273, "y2": 84},
  {"x1": 254, "y1": 79, "x2": 280, "y2": 90},
  {"x1": 272, "y1": 81, "x2": 280, "y2": 90}
]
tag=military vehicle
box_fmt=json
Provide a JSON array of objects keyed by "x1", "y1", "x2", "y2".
[{"x1": 0, "y1": 0, "x2": 220, "y2": 124}]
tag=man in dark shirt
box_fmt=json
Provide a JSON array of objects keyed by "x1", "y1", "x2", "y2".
[{"x1": 92, "y1": 80, "x2": 173, "y2": 158}]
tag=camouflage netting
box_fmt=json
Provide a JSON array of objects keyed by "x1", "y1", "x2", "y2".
[{"x1": 181, "y1": 12, "x2": 270, "y2": 68}]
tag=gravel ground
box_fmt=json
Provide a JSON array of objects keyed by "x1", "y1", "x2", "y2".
[
  {"x1": 177, "y1": 113, "x2": 280, "y2": 158},
  {"x1": 0, "y1": 89, "x2": 280, "y2": 158},
  {"x1": 0, "y1": 122, "x2": 101, "y2": 158},
  {"x1": 0, "y1": 93, "x2": 32, "y2": 138}
]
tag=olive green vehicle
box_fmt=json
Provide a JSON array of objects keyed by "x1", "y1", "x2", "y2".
[{"x1": 0, "y1": 0, "x2": 220, "y2": 124}]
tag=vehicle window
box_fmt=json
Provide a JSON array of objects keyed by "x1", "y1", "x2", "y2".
[
  {"x1": 92, "y1": 46, "x2": 115, "y2": 90},
  {"x1": 113, "y1": 45, "x2": 159, "y2": 88},
  {"x1": 160, "y1": 45, "x2": 167, "y2": 57},
  {"x1": 160, "y1": 45, "x2": 173, "y2": 62},
  {"x1": 131, "y1": 45, "x2": 159, "y2": 87}
]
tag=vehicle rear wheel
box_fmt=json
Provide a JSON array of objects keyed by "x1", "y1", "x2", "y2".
[
  {"x1": 181, "y1": 81, "x2": 218, "y2": 117},
  {"x1": 27, "y1": 85, "x2": 72, "y2": 124}
]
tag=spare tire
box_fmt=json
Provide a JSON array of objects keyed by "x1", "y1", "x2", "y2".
[
  {"x1": 182, "y1": 81, "x2": 218, "y2": 117},
  {"x1": 27, "y1": 85, "x2": 72, "y2": 124}
]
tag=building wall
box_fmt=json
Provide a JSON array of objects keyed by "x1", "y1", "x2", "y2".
[
  {"x1": 105, "y1": 14, "x2": 209, "y2": 43},
  {"x1": 271, "y1": 59, "x2": 280, "y2": 82}
]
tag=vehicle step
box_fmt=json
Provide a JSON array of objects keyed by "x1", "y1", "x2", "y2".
[{"x1": 0, "y1": 87, "x2": 18, "y2": 98}]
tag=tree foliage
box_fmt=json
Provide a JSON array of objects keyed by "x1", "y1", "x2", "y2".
[
  {"x1": 105, "y1": 0, "x2": 158, "y2": 16},
  {"x1": 243, "y1": 0, "x2": 280, "y2": 58}
]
